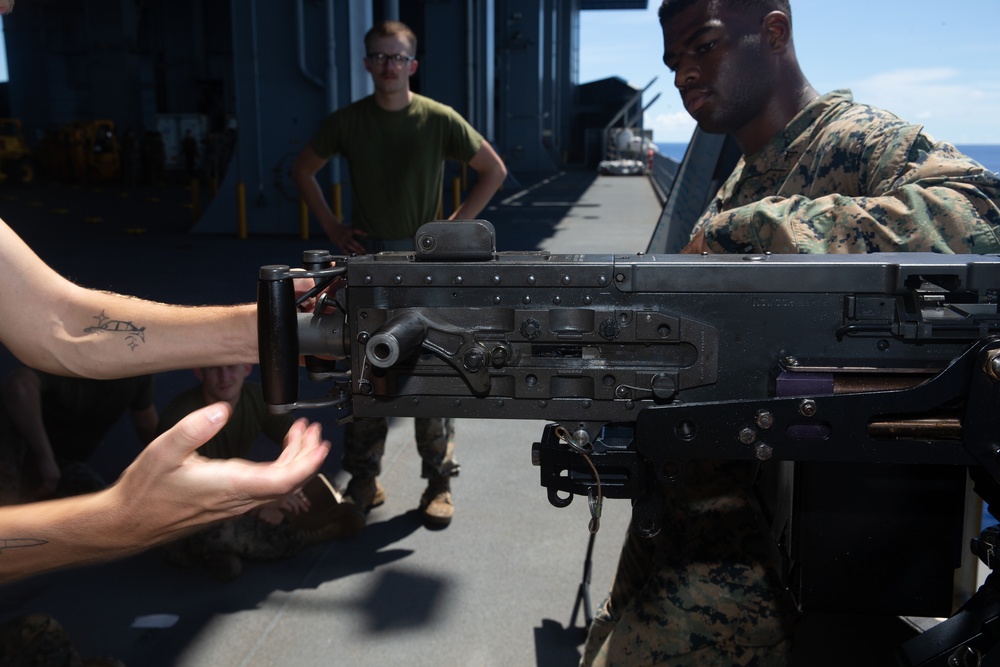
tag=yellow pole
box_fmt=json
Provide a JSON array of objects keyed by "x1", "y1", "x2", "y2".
[
  {"x1": 237, "y1": 182, "x2": 247, "y2": 239},
  {"x1": 332, "y1": 183, "x2": 342, "y2": 220},
  {"x1": 452, "y1": 177, "x2": 461, "y2": 216}
]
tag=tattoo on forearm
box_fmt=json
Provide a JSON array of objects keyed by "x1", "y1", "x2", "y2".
[
  {"x1": 84, "y1": 310, "x2": 146, "y2": 351},
  {"x1": 0, "y1": 538, "x2": 48, "y2": 553}
]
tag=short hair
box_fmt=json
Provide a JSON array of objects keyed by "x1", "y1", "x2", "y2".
[
  {"x1": 364, "y1": 20, "x2": 417, "y2": 55},
  {"x1": 658, "y1": 0, "x2": 791, "y2": 25}
]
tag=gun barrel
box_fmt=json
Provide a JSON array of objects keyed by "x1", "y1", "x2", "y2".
[{"x1": 297, "y1": 312, "x2": 349, "y2": 359}]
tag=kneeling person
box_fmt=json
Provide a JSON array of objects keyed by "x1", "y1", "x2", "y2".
[{"x1": 157, "y1": 364, "x2": 363, "y2": 580}]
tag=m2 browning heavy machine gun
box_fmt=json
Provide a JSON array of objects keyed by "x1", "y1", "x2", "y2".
[{"x1": 258, "y1": 221, "x2": 1000, "y2": 665}]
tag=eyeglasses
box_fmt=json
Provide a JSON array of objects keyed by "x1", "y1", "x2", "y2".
[{"x1": 366, "y1": 52, "x2": 414, "y2": 68}]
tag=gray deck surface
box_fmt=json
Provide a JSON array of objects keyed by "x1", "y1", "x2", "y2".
[{"x1": 0, "y1": 171, "x2": 662, "y2": 667}]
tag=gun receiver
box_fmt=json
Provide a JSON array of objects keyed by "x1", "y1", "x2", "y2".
[{"x1": 259, "y1": 220, "x2": 1000, "y2": 496}]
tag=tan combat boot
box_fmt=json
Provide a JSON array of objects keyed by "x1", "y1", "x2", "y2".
[
  {"x1": 419, "y1": 478, "x2": 454, "y2": 526},
  {"x1": 345, "y1": 476, "x2": 386, "y2": 512}
]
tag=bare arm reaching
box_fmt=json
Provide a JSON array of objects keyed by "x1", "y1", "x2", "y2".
[
  {"x1": 0, "y1": 403, "x2": 330, "y2": 583},
  {"x1": 0, "y1": 219, "x2": 257, "y2": 379}
]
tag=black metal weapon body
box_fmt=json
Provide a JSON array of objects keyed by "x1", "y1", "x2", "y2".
[{"x1": 258, "y1": 221, "x2": 1000, "y2": 664}]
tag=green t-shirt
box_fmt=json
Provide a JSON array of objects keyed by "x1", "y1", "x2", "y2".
[
  {"x1": 310, "y1": 93, "x2": 484, "y2": 240},
  {"x1": 157, "y1": 383, "x2": 295, "y2": 461}
]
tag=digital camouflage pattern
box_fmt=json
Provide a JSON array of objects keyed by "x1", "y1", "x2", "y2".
[
  {"x1": 161, "y1": 478, "x2": 365, "y2": 572},
  {"x1": 581, "y1": 461, "x2": 797, "y2": 666},
  {"x1": 343, "y1": 417, "x2": 459, "y2": 481},
  {"x1": 161, "y1": 513, "x2": 305, "y2": 567},
  {"x1": 693, "y1": 90, "x2": 1000, "y2": 255}
]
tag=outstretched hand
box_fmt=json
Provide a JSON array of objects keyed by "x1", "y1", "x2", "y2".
[{"x1": 108, "y1": 402, "x2": 330, "y2": 546}]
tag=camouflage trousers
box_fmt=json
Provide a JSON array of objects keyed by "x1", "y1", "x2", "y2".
[
  {"x1": 162, "y1": 513, "x2": 304, "y2": 567},
  {"x1": 580, "y1": 537, "x2": 795, "y2": 666},
  {"x1": 343, "y1": 417, "x2": 459, "y2": 480},
  {"x1": 0, "y1": 613, "x2": 120, "y2": 667},
  {"x1": 580, "y1": 461, "x2": 798, "y2": 667}
]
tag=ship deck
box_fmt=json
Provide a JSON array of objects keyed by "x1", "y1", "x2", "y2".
[{"x1": 0, "y1": 170, "x2": 659, "y2": 667}]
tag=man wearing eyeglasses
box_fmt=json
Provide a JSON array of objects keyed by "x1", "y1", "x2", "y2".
[{"x1": 292, "y1": 20, "x2": 507, "y2": 528}]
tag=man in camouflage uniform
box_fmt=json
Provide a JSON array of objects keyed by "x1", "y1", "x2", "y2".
[
  {"x1": 685, "y1": 89, "x2": 1000, "y2": 255},
  {"x1": 581, "y1": 1, "x2": 1000, "y2": 665}
]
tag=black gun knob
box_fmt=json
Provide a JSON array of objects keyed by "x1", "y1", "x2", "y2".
[{"x1": 367, "y1": 312, "x2": 428, "y2": 368}]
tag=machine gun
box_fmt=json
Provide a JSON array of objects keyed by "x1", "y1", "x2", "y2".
[{"x1": 258, "y1": 220, "x2": 1000, "y2": 665}]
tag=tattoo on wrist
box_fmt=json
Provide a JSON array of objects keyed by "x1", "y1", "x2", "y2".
[
  {"x1": 0, "y1": 538, "x2": 48, "y2": 553},
  {"x1": 84, "y1": 310, "x2": 147, "y2": 351}
]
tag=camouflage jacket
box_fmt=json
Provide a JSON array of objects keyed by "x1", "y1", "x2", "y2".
[{"x1": 692, "y1": 90, "x2": 1000, "y2": 254}]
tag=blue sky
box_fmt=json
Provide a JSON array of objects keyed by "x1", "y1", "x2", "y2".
[{"x1": 580, "y1": 1, "x2": 1000, "y2": 144}]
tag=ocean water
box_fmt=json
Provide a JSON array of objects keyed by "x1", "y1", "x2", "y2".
[
  {"x1": 656, "y1": 142, "x2": 1000, "y2": 174},
  {"x1": 656, "y1": 142, "x2": 690, "y2": 163},
  {"x1": 960, "y1": 144, "x2": 1000, "y2": 174}
]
